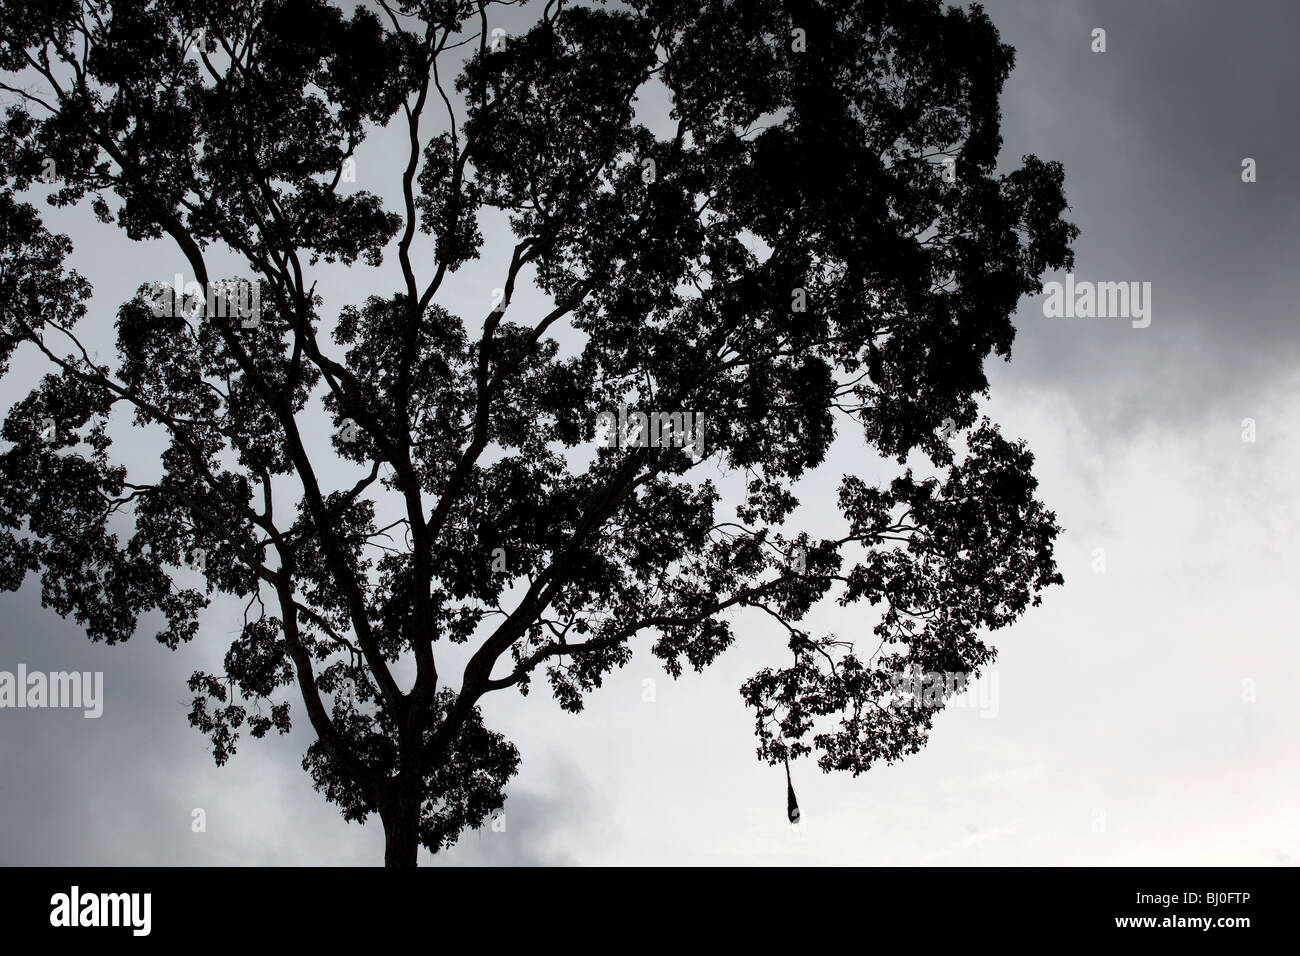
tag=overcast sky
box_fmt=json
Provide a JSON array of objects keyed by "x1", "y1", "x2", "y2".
[{"x1": 2, "y1": 0, "x2": 1297, "y2": 866}]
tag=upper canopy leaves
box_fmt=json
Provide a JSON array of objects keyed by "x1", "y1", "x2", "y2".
[{"x1": 0, "y1": 0, "x2": 1075, "y2": 853}]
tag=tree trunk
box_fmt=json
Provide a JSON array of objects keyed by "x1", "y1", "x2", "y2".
[{"x1": 381, "y1": 793, "x2": 421, "y2": 867}]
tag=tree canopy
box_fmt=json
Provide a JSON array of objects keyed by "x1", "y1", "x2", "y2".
[{"x1": 0, "y1": 0, "x2": 1076, "y2": 864}]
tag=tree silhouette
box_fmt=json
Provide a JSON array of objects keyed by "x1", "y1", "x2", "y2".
[{"x1": 0, "y1": 0, "x2": 1076, "y2": 865}]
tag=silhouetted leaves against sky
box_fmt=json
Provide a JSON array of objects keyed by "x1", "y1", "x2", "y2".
[{"x1": 0, "y1": 0, "x2": 1074, "y2": 865}]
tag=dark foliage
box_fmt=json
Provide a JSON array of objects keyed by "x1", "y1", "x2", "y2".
[{"x1": 0, "y1": 0, "x2": 1075, "y2": 864}]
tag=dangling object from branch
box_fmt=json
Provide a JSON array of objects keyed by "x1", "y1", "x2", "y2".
[{"x1": 784, "y1": 755, "x2": 801, "y2": 824}]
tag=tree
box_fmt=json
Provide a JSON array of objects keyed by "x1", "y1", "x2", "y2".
[{"x1": 0, "y1": 0, "x2": 1077, "y2": 866}]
